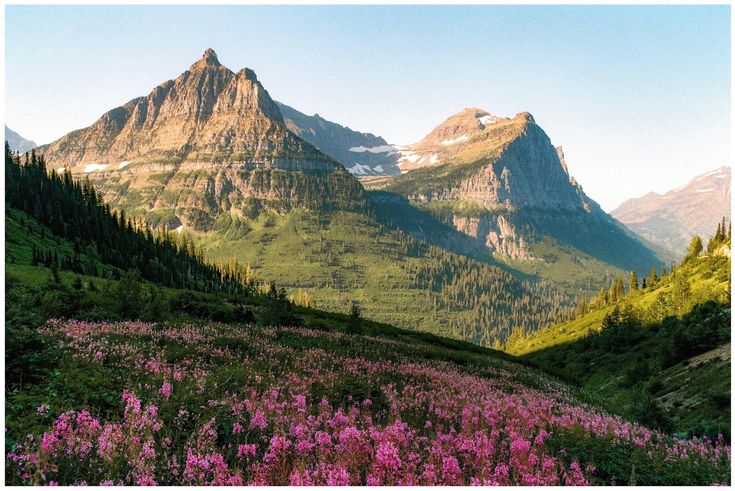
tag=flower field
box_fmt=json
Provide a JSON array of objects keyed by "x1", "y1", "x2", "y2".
[{"x1": 6, "y1": 320, "x2": 731, "y2": 485}]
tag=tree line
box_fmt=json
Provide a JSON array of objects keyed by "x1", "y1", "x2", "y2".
[{"x1": 5, "y1": 143, "x2": 253, "y2": 293}]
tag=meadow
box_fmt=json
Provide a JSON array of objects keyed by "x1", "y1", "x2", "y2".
[{"x1": 6, "y1": 318, "x2": 730, "y2": 486}]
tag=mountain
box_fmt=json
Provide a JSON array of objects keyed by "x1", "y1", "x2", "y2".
[
  {"x1": 5, "y1": 125, "x2": 36, "y2": 153},
  {"x1": 41, "y1": 49, "x2": 365, "y2": 230},
  {"x1": 38, "y1": 49, "x2": 573, "y2": 346},
  {"x1": 276, "y1": 102, "x2": 400, "y2": 176},
  {"x1": 612, "y1": 166, "x2": 731, "y2": 259},
  {"x1": 369, "y1": 108, "x2": 659, "y2": 289},
  {"x1": 6, "y1": 141, "x2": 730, "y2": 486}
]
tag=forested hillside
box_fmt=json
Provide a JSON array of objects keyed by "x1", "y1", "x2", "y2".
[
  {"x1": 506, "y1": 226, "x2": 731, "y2": 438},
  {"x1": 7, "y1": 144, "x2": 576, "y2": 345},
  {"x1": 4, "y1": 145, "x2": 730, "y2": 486}
]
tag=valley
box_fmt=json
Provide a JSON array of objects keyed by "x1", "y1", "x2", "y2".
[
  {"x1": 34, "y1": 50, "x2": 663, "y2": 346},
  {"x1": 4, "y1": 13, "x2": 731, "y2": 485}
]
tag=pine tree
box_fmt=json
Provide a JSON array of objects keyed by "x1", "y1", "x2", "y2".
[
  {"x1": 721, "y1": 217, "x2": 727, "y2": 241},
  {"x1": 685, "y1": 236, "x2": 703, "y2": 262},
  {"x1": 629, "y1": 271, "x2": 639, "y2": 291},
  {"x1": 647, "y1": 267, "x2": 658, "y2": 288}
]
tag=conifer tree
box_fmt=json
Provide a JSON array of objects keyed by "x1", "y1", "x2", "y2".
[
  {"x1": 647, "y1": 267, "x2": 658, "y2": 288},
  {"x1": 685, "y1": 236, "x2": 703, "y2": 262},
  {"x1": 629, "y1": 271, "x2": 639, "y2": 291}
]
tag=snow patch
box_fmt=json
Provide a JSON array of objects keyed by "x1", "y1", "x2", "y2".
[
  {"x1": 118, "y1": 161, "x2": 130, "y2": 169},
  {"x1": 478, "y1": 115, "x2": 496, "y2": 125},
  {"x1": 694, "y1": 187, "x2": 715, "y2": 193},
  {"x1": 348, "y1": 145, "x2": 397, "y2": 154},
  {"x1": 83, "y1": 163, "x2": 108, "y2": 173},
  {"x1": 400, "y1": 153, "x2": 421, "y2": 164},
  {"x1": 57, "y1": 167, "x2": 65, "y2": 174},
  {"x1": 373, "y1": 165, "x2": 384, "y2": 173},
  {"x1": 441, "y1": 135, "x2": 468, "y2": 146},
  {"x1": 175, "y1": 225, "x2": 184, "y2": 233},
  {"x1": 429, "y1": 154, "x2": 439, "y2": 165},
  {"x1": 348, "y1": 163, "x2": 373, "y2": 175}
]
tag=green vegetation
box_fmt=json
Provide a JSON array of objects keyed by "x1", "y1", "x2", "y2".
[
  {"x1": 506, "y1": 227, "x2": 731, "y2": 438},
  {"x1": 5, "y1": 145, "x2": 250, "y2": 293},
  {"x1": 195, "y1": 208, "x2": 572, "y2": 345},
  {"x1": 4, "y1": 141, "x2": 730, "y2": 485}
]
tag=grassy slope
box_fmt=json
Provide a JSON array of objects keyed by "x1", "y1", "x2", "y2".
[
  {"x1": 5, "y1": 206, "x2": 731, "y2": 485},
  {"x1": 4, "y1": 207, "x2": 511, "y2": 361},
  {"x1": 193, "y1": 208, "x2": 565, "y2": 345},
  {"x1": 368, "y1": 191, "x2": 642, "y2": 299},
  {"x1": 506, "y1": 252, "x2": 731, "y2": 437},
  {"x1": 197, "y1": 210, "x2": 449, "y2": 332},
  {"x1": 507, "y1": 254, "x2": 731, "y2": 355},
  {"x1": 498, "y1": 236, "x2": 622, "y2": 295}
]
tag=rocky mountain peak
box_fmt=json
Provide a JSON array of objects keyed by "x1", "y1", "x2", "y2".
[
  {"x1": 40, "y1": 49, "x2": 346, "y2": 172},
  {"x1": 237, "y1": 67, "x2": 258, "y2": 82},
  {"x1": 190, "y1": 48, "x2": 222, "y2": 71},
  {"x1": 418, "y1": 107, "x2": 493, "y2": 147}
]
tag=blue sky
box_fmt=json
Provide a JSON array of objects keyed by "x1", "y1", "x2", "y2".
[{"x1": 5, "y1": 5, "x2": 730, "y2": 210}]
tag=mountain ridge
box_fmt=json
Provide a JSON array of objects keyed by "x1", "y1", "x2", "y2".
[
  {"x1": 5, "y1": 125, "x2": 37, "y2": 153},
  {"x1": 612, "y1": 166, "x2": 731, "y2": 258},
  {"x1": 375, "y1": 108, "x2": 659, "y2": 273}
]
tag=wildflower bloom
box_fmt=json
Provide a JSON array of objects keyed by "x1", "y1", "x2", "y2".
[{"x1": 5, "y1": 320, "x2": 730, "y2": 486}]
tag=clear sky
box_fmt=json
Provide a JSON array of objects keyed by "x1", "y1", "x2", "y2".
[{"x1": 5, "y1": 5, "x2": 731, "y2": 210}]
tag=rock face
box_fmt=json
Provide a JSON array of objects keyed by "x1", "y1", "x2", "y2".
[
  {"x1": 277, "y1": 102, "x2": 400, "y2": 176},
  {"x1": 382, "y1": 108, "x2": 657, "y2": 270},
  {"x1": 5, "y1": 126, "x2": 36, "y2": 153},
  {"x1": 453, "y1": 214, "x2": 529, "y2": 259},
  {"x1": 41, "y1": 49, "x2": 365, "y2": 231},
  {"x1": 612, "y1": 166, "x2": 731, "y2": 258}
]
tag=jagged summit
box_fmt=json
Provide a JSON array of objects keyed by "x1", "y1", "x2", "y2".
[
  {"x1": 190, "y1": 48, "x2": 222, "y2": 70},
  {"x1": 382, "y1": 105, "x2": 659, "y2": 270},
  {"x1": 41, "y1": 50, "x2": 340, "y2": 170}
]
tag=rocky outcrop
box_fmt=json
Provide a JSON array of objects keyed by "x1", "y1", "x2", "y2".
[
  {"x1": 383, "y1": 108, "x2": 658, "y2": 270},
  {"x1": 43, "y1": 50, "x2": 338, "y2": 171},
  {"x1": 453, "y1": 214, "x2": 529, "y2": 259}
]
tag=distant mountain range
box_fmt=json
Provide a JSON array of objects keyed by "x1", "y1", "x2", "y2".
[
  {"x1": 5, "y1": 125, "x2": 36, "y2": 153},
  {"x1": 37, "y1": 49, "x2": 662, "y2": 344},
  {"x1": 612, "y1": 166, "x2": 731, "y2": 259},
  {"x1": 276, "y1": 102, "x2": 401, "y2": 176}
]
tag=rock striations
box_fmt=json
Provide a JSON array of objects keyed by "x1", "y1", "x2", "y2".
[
  {"x1": 380, "y1": 108, "x2": 658, "y2": 270},
  {"x1": 41, "y1": 50, "x2": 365, "y2": 231}
]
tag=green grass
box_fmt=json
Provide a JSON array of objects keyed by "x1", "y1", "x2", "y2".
[
  {"x1": 5, "y1": 208, "x2": 78, "y2": 266},
  {"x1": 507, "y1": 253, "x2": 731, "y2": 356},
  {"x1": 506, "y1": 251, "x2": 731, "y2": 437},
  {"x1": 196, "y1": 210, "x2": 463, "y2": 335}
]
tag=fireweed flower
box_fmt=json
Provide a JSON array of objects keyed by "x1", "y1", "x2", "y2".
[
  {"x1": 6, "y1": 320, "x2": 730, "y2": 486},
  {"x1": 159, "y1": 381, "x2": 172, "y2": 401}
]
